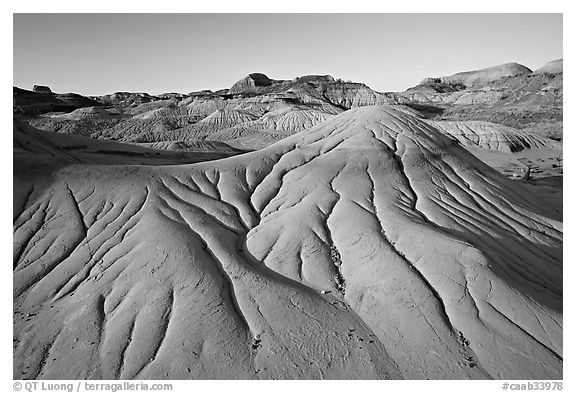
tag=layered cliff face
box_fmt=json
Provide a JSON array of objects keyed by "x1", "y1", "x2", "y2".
[
  {"x1": 401, "y1": 61, "x2": 563, "y2": 141},
  {"x1": 13, "y1": 106, "x2": 562, "y2": 379}
]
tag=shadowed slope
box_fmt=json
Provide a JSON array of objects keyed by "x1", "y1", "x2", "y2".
[{"x1": 13, "y1": 106, "x2": 561, "y2": 379}]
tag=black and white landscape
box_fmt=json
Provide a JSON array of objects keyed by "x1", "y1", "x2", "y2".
[{"x1": 13, "y1": 14, "x2": 563, "y2": 380}]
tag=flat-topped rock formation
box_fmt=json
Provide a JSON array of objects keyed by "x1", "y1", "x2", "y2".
[{"x1": 420, "y1": 62, "x2": 532, "y2": 88}]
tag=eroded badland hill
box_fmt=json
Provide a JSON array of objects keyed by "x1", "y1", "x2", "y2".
[{"x1": 13, "y1": 60, "x2": 563, "y2": 380}]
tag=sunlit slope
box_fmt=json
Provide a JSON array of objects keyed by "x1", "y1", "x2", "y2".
[
  {"x1": 426, "y1": 120, "x2": 556, "y2": 152},
  {"x1": 13, "y1": 106, "x2": 561, "y2": 379}
]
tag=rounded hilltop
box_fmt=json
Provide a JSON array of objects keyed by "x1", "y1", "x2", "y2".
[
  {"x1": 532, "y1": 59, "x2": 563, "y2": 75},
  {"x1": 229, "y1": 73, "x2": 274, "y2": 94},
  {"x1": 421, "y1": 62, "x2": 532, "y2": 87}
]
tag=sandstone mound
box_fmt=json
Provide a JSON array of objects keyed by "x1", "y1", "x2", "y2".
[
  {"x1": 200, "y1": 109, "x2": 259, "y2": 129},
  {"x1": 94, "y1": 119, "x2": 186, "y2": 143},
  {"x1": 132, "y1": 104, "x2": 187, "y2": 120},
  {"x1": 13, "y1": 106, "x2": 561, "y2": 380},
  {"x1": 138, "y1": 140, "x2": 243, "y2": 154},
  {"x1": 183, "y1": 97, "x2": 230, "y2": 116},
  {"x1": 55, "y1": 106, "x2": 115, "y2": 120},
  {"x1": 532, "y1": 59, "x2": 563, "y2": 75},
  {"x1": 125, "y1": 99, "x2": 181, "y2": 116},
  {"x1": 201, "y1": 104, "x2": 338, "y2": 149},
  {"x1": 229, "y1": 73, "x2": 274, "y2": 95},
  {"x1": 426, "y1": 120, "x2": 555, "y2": 152},
  {"x1": 159, "y1": 109, "x2": 263, "y2": 143},
  {"x1": 13, "y1": 119, "x2": 243, "y2": 167},
  {"x1": 257, "y1": 106, "x2": 334, "y2": 132}
]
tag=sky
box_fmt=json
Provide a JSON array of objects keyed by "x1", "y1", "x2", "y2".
[{"x1": 13, "y1": 13, "x2": 563, "y2": 96}]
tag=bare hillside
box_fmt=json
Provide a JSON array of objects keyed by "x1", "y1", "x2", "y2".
[{"x1": 13, "y1": 106, "x2": 562, "y2": 380}]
